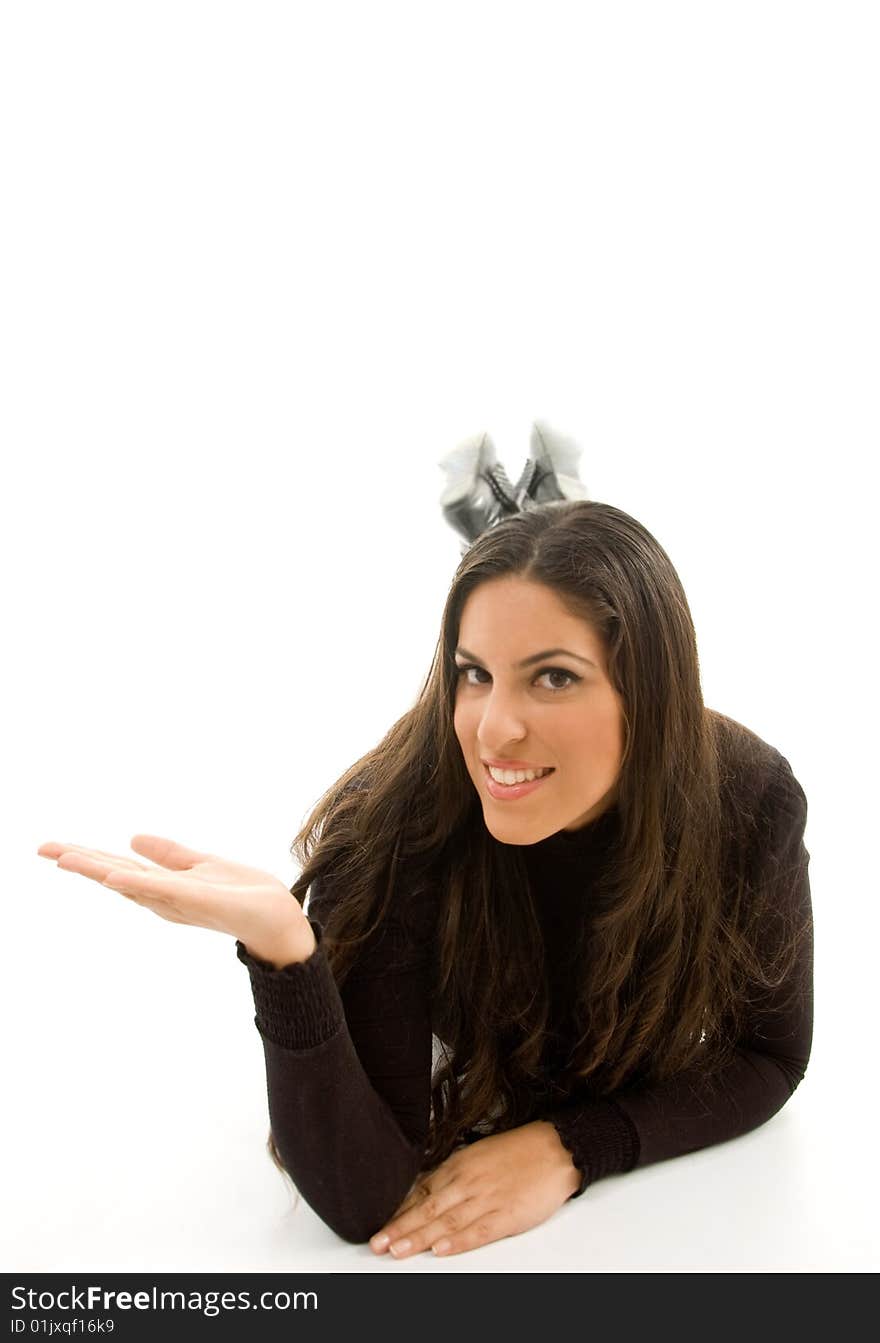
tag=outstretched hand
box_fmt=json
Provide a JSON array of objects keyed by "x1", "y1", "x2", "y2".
[
  {"x1": 369, "y1": 1121, "x2": 581, "y2": 1260},
  {"x1": 36, "y1": 834, "x2": 312, "y2": 956}
]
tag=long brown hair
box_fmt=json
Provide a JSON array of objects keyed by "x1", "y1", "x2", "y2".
[{"x1": 266, "y1": 499, "x2": 810, "y2": 1179}]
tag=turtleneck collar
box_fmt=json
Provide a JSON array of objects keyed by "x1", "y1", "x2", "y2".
[{"x1": 519, "y1": 800, "x2": 621, "y2": 866}]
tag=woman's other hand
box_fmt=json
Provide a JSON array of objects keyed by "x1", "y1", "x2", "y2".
[
  {"x1": 36, "y1": 835, "x2": 315, "y2": 964},
  {"x1": 369, "y1": 1120, "x2": 581, "y2": 1259}
]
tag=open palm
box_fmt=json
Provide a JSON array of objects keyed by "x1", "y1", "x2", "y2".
[{"x1": 37, "y1": 833, "x2": 302, "y2": 947}]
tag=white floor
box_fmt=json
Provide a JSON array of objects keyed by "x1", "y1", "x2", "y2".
[{"x1": 3, "y1": 923, "x2": 876, "y2": 1274}]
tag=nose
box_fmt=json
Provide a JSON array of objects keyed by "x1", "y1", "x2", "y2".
[{"x1": 475, "y1": 686, "x2": 529, "y2": 756}]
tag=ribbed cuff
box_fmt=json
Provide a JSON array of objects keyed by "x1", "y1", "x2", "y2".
[
  {"x1": 235, "y1": 917, "x2": 346, "y2": 1051},
  {"x1": 543, "y1": 1098, "x2": 641, "y2": 1198}
]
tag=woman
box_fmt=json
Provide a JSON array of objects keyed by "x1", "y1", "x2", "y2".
[{"x1": 37, "y1": 441, "x2": 813, "y2": 1260}]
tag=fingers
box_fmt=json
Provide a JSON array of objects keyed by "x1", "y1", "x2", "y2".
[
  {"x1": 43, "y1": 847, "x2": 204, "y2": 908},
  {"x1": 128, "y1": 835, "x2": 213, "y2": 870},
  {"x1": 370, "y1": 1180, "x2": 484, "y2": 1258},
  {"x1": 37, "y1": 836, "x2": 213, "y2": 873},
  {"x1": 423, "y1": 1213, "x2": 504, "y2": 1258},
  {"x1": 37, "y1": 842, "x2": 150, "y2": 872},
  {"x1": 377, "y1": 1196, "x2": 496, "y2": 1259},
  {"x1": 38, "y1": 837, "x2": 236, "y2": 937}
]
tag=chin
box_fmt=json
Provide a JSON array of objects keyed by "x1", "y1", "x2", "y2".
[{"x1": 480, "y1": 808, "x2": 548, "y2": 845}]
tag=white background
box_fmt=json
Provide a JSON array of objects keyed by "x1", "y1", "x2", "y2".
[{"x1": 3, "y1": 0, "x2": 877, "y2": 1273}]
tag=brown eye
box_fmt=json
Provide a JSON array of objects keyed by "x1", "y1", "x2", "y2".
[
  {"x1": 455, "y1": 664, "x2": 580, "y2": 693},
  {"x1": 536, "y1": 669, "x2": 578, "y2": 691},
  {"x1": 456, "y1": 665, "x2": 489, "y2": 686}
]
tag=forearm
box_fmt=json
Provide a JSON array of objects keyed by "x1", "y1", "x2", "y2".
[
  {"x1": 261, "y1": 1025, "x2": 430, "y2": 1242},
  {"x1": 237, "y1": 921, "x2": 433, "y2": 1243},
  {"x1": 543, "y1": 1044, "x2": 808, "y2": 1198},
  {"x1": 612, "y1": 1044, "x2": 806, "y2": 1169}
]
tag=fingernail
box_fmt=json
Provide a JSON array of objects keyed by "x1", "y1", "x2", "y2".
[
  {"x1": 371, "y1": 1234, "x2": 389, "y2": 1251},
  {"x1": 389, "y1": 1239, "x2": 411, "y2": 1256},
  {"x1": 433, "y1": 1239, "x2": 451, "y2": 1255}
]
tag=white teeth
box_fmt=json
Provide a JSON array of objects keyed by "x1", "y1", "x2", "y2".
[{"x1": 487, "y1": 765, "x2": 552, "y2": 785}]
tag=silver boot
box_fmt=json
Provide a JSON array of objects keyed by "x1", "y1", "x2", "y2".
[
  {"x1": 438, "y1": 420, "x2": 590, "y2": 552},
  {"x1": 437, "y1": 431, "x2": 519, "y2": 549}
]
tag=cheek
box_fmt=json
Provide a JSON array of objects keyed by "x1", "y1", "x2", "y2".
[{"x1": 564, "y1": 711, "x2": 620, "y2": 762}]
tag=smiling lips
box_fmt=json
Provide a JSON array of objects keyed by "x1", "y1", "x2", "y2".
[{"x1": 482, "y1": 762, "x2": 556, "y2": 801}]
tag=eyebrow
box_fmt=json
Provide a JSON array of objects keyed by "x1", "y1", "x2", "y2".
[{"x1": 454, "y1": 646, "x2": 597, "y2": 670}]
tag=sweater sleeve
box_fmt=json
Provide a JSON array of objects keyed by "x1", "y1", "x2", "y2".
[
  {"x1": 540, "y1": 757, "x2": 814, "y2": 1198},
  {"x1": 235, "y1": 875, "x2": 435, "y2": 1243}
]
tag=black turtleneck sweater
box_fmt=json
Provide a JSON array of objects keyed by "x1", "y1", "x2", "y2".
[{"x1": 236, "y1": 733, "x2": 812, "y2": 1245}]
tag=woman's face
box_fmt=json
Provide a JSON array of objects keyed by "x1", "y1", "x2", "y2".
[{"x1": 453, "y1": 575, "x2": 626, "y2": 843}]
